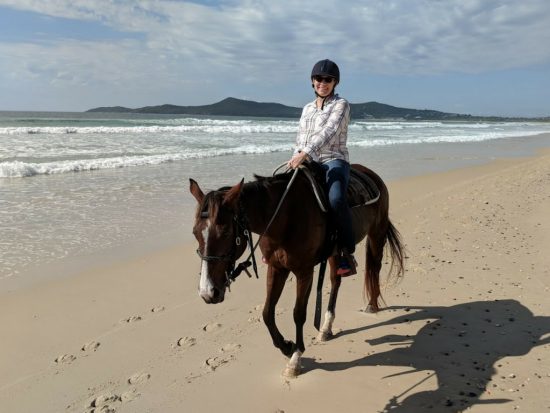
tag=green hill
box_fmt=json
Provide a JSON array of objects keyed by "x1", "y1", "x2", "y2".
[
  {"x1": 87, "y1": 97, "x2": 549, "y2": 121},
  {"x1": 88, "y1": 97, "x2": 301, "y2": 117}
]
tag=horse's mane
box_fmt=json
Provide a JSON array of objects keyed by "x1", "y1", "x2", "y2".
[
  {"x1": 251, "y1": 162, "x2": 324, "y2": 189},
  {"x1": 252, "y1": 172, "x2": 293, "y2": 186},
  {"x1": 199, "y1": 164, "x2": 323, "y2": 217}
]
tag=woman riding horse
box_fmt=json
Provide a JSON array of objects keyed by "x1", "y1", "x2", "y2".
[
  {"x1": 288, "y1": 59, "x2": 356, "y2": 276},
  {"x1": 189, "y1": 60, "x2": 405, "y2": 378}
]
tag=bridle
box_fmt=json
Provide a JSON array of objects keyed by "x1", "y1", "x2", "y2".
[
  {"x1": 195, "y1": 203, "x2": 258, "y2": 288},
  {"x1": 195, "y1": 166, "x2": 302, "y2": 288}
]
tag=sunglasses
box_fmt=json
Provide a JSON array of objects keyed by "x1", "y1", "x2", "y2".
[{"x1": 313, "y1": 76, "x2": 335, "y2": 84}]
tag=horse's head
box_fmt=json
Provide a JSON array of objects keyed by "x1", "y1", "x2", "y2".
[{"x1": 189, "y1": 178, "x2": 248, "y2": 304}]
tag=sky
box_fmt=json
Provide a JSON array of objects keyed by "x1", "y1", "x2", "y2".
[{"x1": 0, "y1": 0, "x2": 549, "y2": 116}]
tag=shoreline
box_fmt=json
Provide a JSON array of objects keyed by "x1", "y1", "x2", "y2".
[
  {"x1": 3, "y1": 132, "x2": 550, "y2": 293},
  {"x1": 1, "y1": 147, "x2": 549, "y2": 412}
]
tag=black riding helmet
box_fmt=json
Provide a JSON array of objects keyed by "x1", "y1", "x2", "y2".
[{"x1": 311, "y1": 59, "x2": 340, "y2": 84}]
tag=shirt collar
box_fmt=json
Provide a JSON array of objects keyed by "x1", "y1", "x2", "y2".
[{"x1": 308, "y1": 93, "x2": 338, "y2": 109}]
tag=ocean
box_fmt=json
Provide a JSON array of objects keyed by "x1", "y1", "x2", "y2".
[{"x1": 1, "y1": 111, "x2": 550, "y2": 285}]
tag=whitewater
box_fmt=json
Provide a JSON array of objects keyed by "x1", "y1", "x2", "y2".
[
  {"x1": 2, "y1": 113, "x2": 549, "y2": 178},
  {"x1": 1, "y1": 111, "x2": 550, "y2": 283}
]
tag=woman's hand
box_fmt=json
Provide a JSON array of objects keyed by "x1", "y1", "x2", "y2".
[{"x1": 287, "y1": 151, "x2": 309, "y2": 169}]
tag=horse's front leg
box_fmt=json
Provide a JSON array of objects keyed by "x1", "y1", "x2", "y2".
[
  {"x1": 262, "y1": 265, "x2": 293, "y2": 357},
  {"x1": 283, "y1": 269, "x2": 314, "y2": 378}
]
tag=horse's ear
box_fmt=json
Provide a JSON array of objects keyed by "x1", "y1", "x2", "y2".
[
  {"x1": 223, "y1": 178, "x2": 244, "y2": 209},
  {"x1": 189, "y1": 178, "x2": 205, "y2": 203}
]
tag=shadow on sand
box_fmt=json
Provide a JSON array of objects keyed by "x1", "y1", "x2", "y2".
[{"x1": 303, "y1": 299, "x2": 550, "y2": 412}]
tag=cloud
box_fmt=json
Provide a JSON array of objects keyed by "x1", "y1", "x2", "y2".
[
  {"x1": 2, "y1": 0, "x2": 550, "y2": 72},
  {"x1": 1, "y1": 0, "x2": 549, "y2": 109}
]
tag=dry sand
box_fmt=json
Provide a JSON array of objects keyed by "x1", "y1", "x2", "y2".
[{"x1": 1, "y1": 149, "x2": 549, "y2": 413}]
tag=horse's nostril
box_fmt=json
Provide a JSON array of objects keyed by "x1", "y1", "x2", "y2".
[{"x1": 199, "y1": 287, "x2": 223, "y2": 304}]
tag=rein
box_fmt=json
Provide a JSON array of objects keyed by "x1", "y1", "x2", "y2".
[
  {"x1": 197, "y1": 167, "x2": 301, "y2": 287},
  {"x1": 228, "y1": 167, "x2": 301, "y2": 283}
]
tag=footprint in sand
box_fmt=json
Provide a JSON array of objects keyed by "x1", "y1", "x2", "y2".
[
  {"x1": 176, "y1": 336, "x2": 197, "y2": 349},
  {"x1": 128, "y1": 372, "x2": 151, "y2": 385},
  {"x1": 54, "y1": 354, "x2": 76, "y2": 364},
  {"x1": 203, "y1": 344, "x2": 241, "y2": 372},
  {"x1": 91, "y1": 405, "x2": 116, "y2": 413},
  {"x1": 220, "y1": 343, "x2": 241, "y2": 353},
  {"x1": 202, "y1": 322, "x2": 222, "y2": 332},
  {"x1": 122, "y1": 315, "x2": 142, "y2": 323},
  {"x1": 90, "y1": 393, "x2": 120, "y2": 408},
  {"x1": 91, "y1": 407, "x2": 115, "y2": 413},
  {"x1": 204, "y1": 354, "x2": 236, "y2": 371},
  {"x1": 82, "y1": 341, "x2": 101, "y2": 352},
  {"x1": 90, "y1": 389, "x2": 139, "y2": 411},
  {"x1": 121, "y1": 389, "x2": 140, "y2": 403}
]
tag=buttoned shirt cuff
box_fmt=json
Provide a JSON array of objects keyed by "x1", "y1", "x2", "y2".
[{"x1": 301, "y1": 146, "x2": 318, "y2": 163}]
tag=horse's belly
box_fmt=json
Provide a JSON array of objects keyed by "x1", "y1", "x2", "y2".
[{"x1": 351, "y1": 205, "x2": 371, "y2": 243}]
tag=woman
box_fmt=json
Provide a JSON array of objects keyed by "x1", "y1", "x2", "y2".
[{"x1": 287, "y1": 59, "x2": 356, "y2": 276}]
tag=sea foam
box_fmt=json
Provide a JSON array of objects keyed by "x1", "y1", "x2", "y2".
[
  {"x1": 2, "y1": 116, "x2": 549, "y2": 178},
  {"x1": 0, "y1": 122, "x2": 297, "y2": 135},
  {"x1": 0, "y1": 144, "x2": 291, "y2": 178}
]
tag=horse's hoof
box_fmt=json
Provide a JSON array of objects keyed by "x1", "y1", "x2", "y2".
[
  {"x1": 362, "y1": 304, "x2": 377, "y2": 313},
  {"x1": 317, "y1": 330, "x2": 333, "y2": 342},
  {"x1": 282, "y1": 364, "x2": 301, "y2": 378},
  {"x1": 282, "y1": 350, "x2": 302, "y2": 378}
]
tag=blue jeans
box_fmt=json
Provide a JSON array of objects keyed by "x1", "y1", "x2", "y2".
[{"x1": 320, "y1": 159, "x2": 355, "y2": 254}]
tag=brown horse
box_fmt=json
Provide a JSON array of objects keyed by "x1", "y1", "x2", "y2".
[{"x1": 189, "y1": 164, "x2": 404, "y2": 377}]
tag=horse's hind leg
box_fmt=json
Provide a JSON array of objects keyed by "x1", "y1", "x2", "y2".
[
  {"x1": 318, "y1": 256, "x2": 339, "y2": 342},
  {"x1": 262, "y1": 265, "x2": 292, "y2": 357},
  {"x1": 364, "y1": 235, "x2": 384, "y2": 313}
]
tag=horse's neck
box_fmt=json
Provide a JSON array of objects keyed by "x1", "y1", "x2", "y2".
[{"x1": 241, "y1": 181, "x2": 283, "y2": 235}]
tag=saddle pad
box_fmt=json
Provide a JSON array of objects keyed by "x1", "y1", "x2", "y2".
[{"x1": 347, "y1": 169, "x2": 380, "y2": 207}]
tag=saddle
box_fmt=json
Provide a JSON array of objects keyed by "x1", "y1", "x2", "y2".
[
  {"x1": 300, "y1": 162, "x2": 380, "y2": 211},
  {"x1": 299, "y1": 163, "x2": 381, "y2": 261},
  {"x1": 348, "y1": 168, "x2": 380, "y2": 208}
]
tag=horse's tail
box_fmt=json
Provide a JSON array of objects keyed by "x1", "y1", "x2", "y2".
[
  {"x1": 364, "y1": 218, "x2": 405, "y2": 312},
  {"x1": 386, "y1": 219, "x2": 405, "y2": 280}
]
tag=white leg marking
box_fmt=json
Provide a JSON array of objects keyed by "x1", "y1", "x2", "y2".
[
  {"x1": 321, "y1": 310, "x2": 335, "y2": 333},
  {"x1": 318, "y1": 311, "x2": 335, "y2": 342},
  {"x1": 283, "y1": 350, "x2": 302, "y2": 378},
  {"x1": 288, "y1": 350, "x2": 302, "y2": 367}
]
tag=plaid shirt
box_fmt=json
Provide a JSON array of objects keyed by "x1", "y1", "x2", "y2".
[{"x1": 294, "y1": 94, "x2": 351, "y2": 164}]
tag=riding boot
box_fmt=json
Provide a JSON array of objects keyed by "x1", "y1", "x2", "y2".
[{"x1": 336, "y1": 250, "x2": 357, "y2": 277}]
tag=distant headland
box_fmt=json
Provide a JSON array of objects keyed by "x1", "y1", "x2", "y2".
[{"x1": 87, "y1": 97, "x2": 549, "y2": 121}]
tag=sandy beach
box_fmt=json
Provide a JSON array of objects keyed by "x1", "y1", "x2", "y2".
[{"x1": 1, "y1": 148, "x2": 549, "y2": 413}]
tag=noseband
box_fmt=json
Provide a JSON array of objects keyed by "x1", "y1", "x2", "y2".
[{"x1": 196, "y1": 207, "x2": 258, "y2": 288}]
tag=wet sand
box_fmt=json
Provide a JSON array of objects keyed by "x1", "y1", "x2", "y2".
[{"x1": 0, "y1": 148, "x2": 549, "y2": 412}]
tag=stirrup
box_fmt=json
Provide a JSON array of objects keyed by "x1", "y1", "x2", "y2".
[{"x1": 336, "y1": 253, "x2": 357, "y2": 277}]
